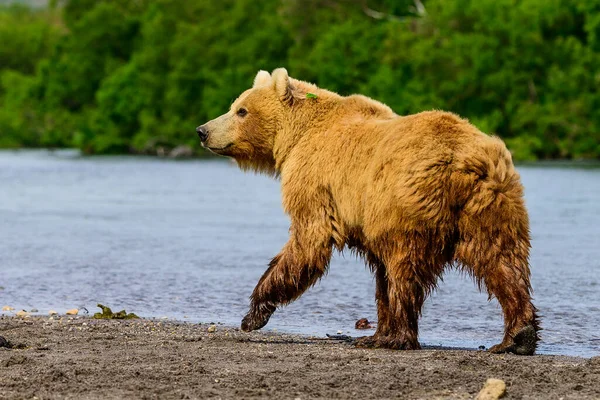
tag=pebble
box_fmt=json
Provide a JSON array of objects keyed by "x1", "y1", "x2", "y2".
[
  {"x1": 66, "y1": 309, "x2": 79, "y2": 315},
  {"x1": 476, "y1": 378, "x2": 506, "y2": 400},
  {"x1": 207, "y1": 325, "x2": 217, "y2": 333},
  {"x1": 2, "y1": 306, "x2": 14, "y2": 311},
  {"x1": 48, "y1": 310, "x2": 58, "y2": 316},
  {"x1": 337, "y1": 330, "x2": 343, "y2": 334},
  {"x1": 16, "y1": 310, "x2": 29, "y2": 317},
  {"x1": 30, "y1": 308, "x2": 39, "y2": 313}
]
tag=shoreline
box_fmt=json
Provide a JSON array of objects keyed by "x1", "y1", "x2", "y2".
[
  {"x1": 3, "y1": 148, "x2": 600, "y2": 165},
  {"x1": 1, "y1": 316, "x2": 598, "y2": 399}
]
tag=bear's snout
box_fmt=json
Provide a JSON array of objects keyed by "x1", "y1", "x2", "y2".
[{"x1": 196, "y1": 125, "x2": 209, "y2": 142}]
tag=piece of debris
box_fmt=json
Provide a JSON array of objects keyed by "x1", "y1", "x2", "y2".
[
  {"x1": 2, "y1": 306, "x2": 14, "y2": 311},
  {"x1": 326, "y1": 334, "x2": 353, "y2": 342},
  {"x1": 355, "y1": 318, "x2": 373, "y2": 329},
  {"x1": 336, "y1": 330, "x2": 343, "y2": 334},
  {"x1": 476, "y1": 378, "x2": 506, "y2": 400},
  {"x1": 66, "y1": 309, "x2": 79, "y2": 315},
  {"x1": 48, "y1": 310, "x2": 58, "y2": 316},
  {"x1": 0, "y1": 337, "x2": 26, "y2": 350},
  {"x1": 92, "y1": 304, "x2": 139, "y2": 320},
  {"x1": 207, "y1": 325, "x2": 217, "y2": 333},
  {"x1": 16, "y1": 310, "x2": 29, "y2": 317}
]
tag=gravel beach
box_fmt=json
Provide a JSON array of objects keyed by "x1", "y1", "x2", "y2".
[{"x1": 0, "y1": 316, "x2": 598, "y2": 399}]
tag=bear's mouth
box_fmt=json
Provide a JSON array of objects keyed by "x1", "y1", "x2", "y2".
[{"x1": 206, "y1": 143, "x2": 233, "y2": 153}]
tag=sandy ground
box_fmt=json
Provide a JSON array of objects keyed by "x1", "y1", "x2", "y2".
[{"x1": 0, "y1": 316, "x2": 598, "y2": 399}]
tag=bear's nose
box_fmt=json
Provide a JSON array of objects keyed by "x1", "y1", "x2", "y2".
[{"x1": 196, "y1": 125, "x2": 209, "y2": 142}]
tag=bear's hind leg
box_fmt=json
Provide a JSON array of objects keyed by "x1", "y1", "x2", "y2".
[
  {"x1": 456, "y1": 219, "x2": 540, "y2": 355},
  {"x1": 354, "y1": 260, "x2": 393, "y2": 348},
  {"x1": 462, "y1": 248, "x2": 540, "y2": 355},
  {"x1": 356, "y1": 240, "x2": 444, "y2": 350}
]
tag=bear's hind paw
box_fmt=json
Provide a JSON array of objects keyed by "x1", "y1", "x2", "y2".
[
  {"x1": 489, "y1": 325, "x2": 538, "y2": 356},
  {"x1": 354, "y1": 335, "x2": 420, "y2": 350}
]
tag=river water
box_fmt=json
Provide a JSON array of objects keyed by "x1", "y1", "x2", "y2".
[{"x1": 0, "y1": 150, "x2": 598, "y2": 357}]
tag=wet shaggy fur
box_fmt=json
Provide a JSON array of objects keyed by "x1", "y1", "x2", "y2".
[{"x1": 198, "y1": 68, "x2": 540, "y2": 355}]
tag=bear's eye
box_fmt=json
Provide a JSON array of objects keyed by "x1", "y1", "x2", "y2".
[{"x1": 236, "y1": 108, "x2": 248, "y2": 117}]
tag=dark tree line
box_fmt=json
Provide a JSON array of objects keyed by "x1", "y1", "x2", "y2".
[{"x1": 1, "y1": 0, "x2": 599, "y2": 159}]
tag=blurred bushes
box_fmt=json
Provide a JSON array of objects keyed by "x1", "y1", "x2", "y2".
[{"x1": 0, "y1": 0, "x2": 599, "y2": 159}]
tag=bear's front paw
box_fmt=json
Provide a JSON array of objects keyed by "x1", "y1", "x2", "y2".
[
  {"x1": 241, "y1": 312, "x2": 270, "y2": 332},
  {"x1": 240, "y1": 304, "x2": 275, "y2": 332}
]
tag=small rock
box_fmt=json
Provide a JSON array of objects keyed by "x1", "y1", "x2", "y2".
[
  {"x1": 476, "y1": 378, "x2": 506, "y2": 400},
  {"x1": 0, "y1": 336, "x2": 9, "y2": 348},
  {"x1": 30, "y1": 308, "x2": 39, "y2": 313},
  {"x1": 66, "y1": 309, "x2": 79, "y2": 315},
  {"x1": 2, "y1": 306, "x2": 14, "y2": 311},
  {"x1": 207, "y1": 325, "x2": 217, "y2": 333},
  {"x1": 355, "y1": 318, "x2": 373, "y2": 330},
  {"x1": 48, "y1": 310, "x2": 58, "y2": 316},
  {"x1": 16, "y1": 310, "x2": 29, "y2": 317},
  {"x1": 336, "y1": 330, "x2": 343, "y2": 334}
]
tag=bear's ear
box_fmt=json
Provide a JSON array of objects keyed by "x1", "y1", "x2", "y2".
[
  {"x1": 253, "y1": 70, "x2": 271, "y2": 88},
  {"x1": 272, "y1": 68, "x2": 293, "y2": 104}
]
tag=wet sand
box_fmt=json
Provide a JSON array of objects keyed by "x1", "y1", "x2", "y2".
[{"x1": 1, "y1": 316, "x2": 598, "y2": 399}]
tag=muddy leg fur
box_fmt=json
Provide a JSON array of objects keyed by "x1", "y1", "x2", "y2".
[
  {"x1": 355, "y1": 239, "x2": 445, "y2": 350},
  {"x1": 478, "y1": 253, "x2": 539, "y2": 355},
  {"x1": 354, "y1": 260, "x2": 394, "y2": 348},
  {"x1": 457, "y1": 243, "x2": 540, "y2": 355},
  {"x1": 455, "y1": 168, "x2": 540, "y2": 355},
  {"x1": 241, "y1": 229, "x2": 333, "y2": 332}
]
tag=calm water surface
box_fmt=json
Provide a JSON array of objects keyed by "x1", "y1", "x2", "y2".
[{"x1": 1, "y1": 150, "x2": 598, "y2": 357}]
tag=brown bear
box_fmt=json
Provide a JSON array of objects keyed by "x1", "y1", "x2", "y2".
[{"x1": 196, "y1": 68, "x2": 540, "y2": 355}]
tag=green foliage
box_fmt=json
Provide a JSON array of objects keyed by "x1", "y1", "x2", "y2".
[
  {"x1": 0, "y1": 0, "x2": 599, "y2": 159},
  {"x1": 93, "y1": 304, "x2": 139, "y2": 320}
]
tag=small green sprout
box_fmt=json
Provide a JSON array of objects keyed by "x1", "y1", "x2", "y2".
[{"x1": 306, "y1": 92, "x2": 318, "y2": 99}]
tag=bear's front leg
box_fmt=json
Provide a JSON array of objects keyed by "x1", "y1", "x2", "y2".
[{"x1": 241, "y1": 228, "x2": 333, "y2": 332}]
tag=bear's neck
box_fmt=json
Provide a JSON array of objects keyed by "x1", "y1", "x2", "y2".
[
  {"x1": 273, "y1": 102, "x2": 335, "y2": 173},
  {"x1": 272, "y1": 94, "x2": 391, "y2": 174}
]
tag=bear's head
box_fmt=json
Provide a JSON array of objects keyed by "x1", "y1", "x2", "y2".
[{"x1": 196, "y1": 68, "x2": 325, "y2": 175}]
